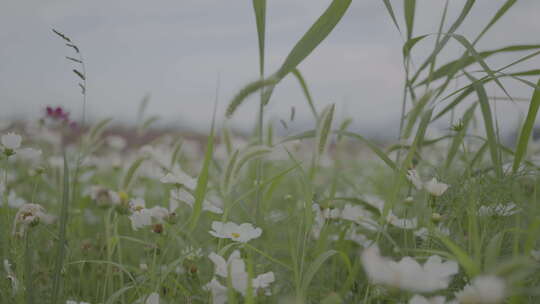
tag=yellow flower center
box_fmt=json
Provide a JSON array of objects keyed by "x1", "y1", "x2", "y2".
[{"x1": 231, "y1": 232, "x2": 240, "y2": 238}]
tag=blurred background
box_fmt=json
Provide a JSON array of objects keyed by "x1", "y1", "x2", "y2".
[{"x1": 2, "y1": 0, "x2": 540, "y2": 139}]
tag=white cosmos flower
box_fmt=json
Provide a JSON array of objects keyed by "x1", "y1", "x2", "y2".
[
  {"x1": 386, "y1": 212, "x2": 418, "y2": 229},
  {"x1": 208, "y1": 251, "x2": 248, "y2": 294},
  {"x1": 414, "y1": 225, "x2": 450, "y2": 241},
  {"x1": 4, "y1": 259, "x2": 19, "y2": 294},
  {"x1": 424, "y1": 178, "x2": 449, "y2": 196},
  {"x1": 129, "y1": 198, "x2": 153, "y2": 230},
  {"x1": 407, "y1": 169, "x2": 424, "y2": 190},
  {"x1": 478, "y1": 202, "x2": 520, "y2": 217},
  {"x1": 8, "y1": 191, "x2": 26, "y2": 208},
  {"x1": 410, "y1": 295, "x2": 456, "y2": 304},
  {"x1": 160, "y1": 169, "x2": 197, "y2": 189},
  {"x1": 12, "y1": 203, "x2": 56, "y2": 236},
  {"x1": 209, "y1": 221, "x2": 262, "y2": 243},
  {"x1": 106, "y1": 135, "x2": 127, "y2": 150},
  {"x1": 145, "y1": 292, "x2": 159, "y2": 304},
  {"x1": 531, "y1": 250, "x2": 540, "y2": 262},
  {"x1": 1, "y1": 132, "x2": 22, "y2": 150},
  {"x1": 170, "y1": 188, "x2": 223, "y2": 214},
  {"x1": 455, "y1": 275, "x2": 506, "y2": 304},
  {"x1": 252, "y1": 271, "x2": 275, "y2": 295},
  {"x1": 340, "y1": 204, "x2": 379, "y2": 231},
  {"x1": 204, "y1": 278, "x2": 228, "y2": 304},
  {"x1": 361, "y1": 245, "x2": 458, "y2": 293}
]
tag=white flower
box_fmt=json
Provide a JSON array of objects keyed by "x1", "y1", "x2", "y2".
[
  {"x1": 252, "y1": 272, "x2": 275, "y2": 295},
  {"x1": 106, "y1": 135, "x2": 127, "y2": 150},
  {"x1": 170, "y1": 188, "x2": 223, "y2": 214},
  {"x1": 12, "y1": 203, "x2": 56, "y2": 236},
  {"x1": 129, "y1": 198, "x2": 153, "y2": 230},
  {"x1": 145, "y1": 292, "x2": 159, "y2": 304},
  {"x1": 478, "y1": 202, "x2": 520, "y2": 217},
  {"x1": 208, "y1": 251, "x2": 248, "y2": 294},
  {"x1": 361, "y1": 245, "x2": 458, "y2": 293},
  {"x1": 407, "y1": 169, "x2": 424, "y2": 190},
  {"x1": 340, "y1": 204, "x2": 378, "y2": 231},
  {"x1": 87, "y1": 186, "x2": 120, "y2": 207},
  {"x1": 160, "y1": 169, "x2": 197, "y2": 189},
  {"x1": 204, "y1": 278, "x2": 228, "y2": 304},
  {"x1": 344, "y1": 225, "x2": 371, "y2": 247},
  {"x1": 414, "y1": 225, "x2": 450, "y2": 241},
  {"x1": 4, "y1": 259, "x2": 19, "y2": 294},
  {"x1": 531, "y1": 250, "x2": 540, "y2": 262},
  {"x1": 455, "y1": 275, "x2": 506, "y2": 304},
  {"x1": 8, "y1": 191, "x2": 26, "y2": 208},
  {"x1": 1, "y1": 132, "x2": 22, "y2": 150},
  {"x1": 424, "y1": 178, "x2": 449, "y2": 196},
  {"x1": 410, "y1": 294, "x2": 456, "y2": 304},
  {"x1": 209, "y1": 221, "x2": 262, "y2": 243},
  {"x1": 386, "y1": 212, "x2": 418, "y2": 229}
]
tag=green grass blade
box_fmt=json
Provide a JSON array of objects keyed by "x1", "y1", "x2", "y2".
[
  {"x1": 466, "y1": 72, "x2": 503, "y2": 177},
  {"x1": 417, "y1": 44, "x2": 540, "y2": 87},
  {"x1": 474, "y1": 0, "x2": 517, "y2": 45},
  {"x1": 445, "y1": 103, "x2": 477, "y2": 169},
  {"x1": 252, "y1": 0, "x2": 266, "y2": 76},
  {"x1": 438, "y1": 235, "x2": 480, "y2": 278},
  {"x1": 403, "y1": 0, "x2": 416, "y2": 40},
  {"x1": 381, "y1": 0, "x2": 401, "y2": 32},
  {"x1": 512, "y1": 77, "x2": 540, "y2": 172},
  {"x1": 226, "y1": 0, "x2": 351, "y2": 118},
  {"x1": 316, "y1": 104, "x2": 335, "y2": 157},
  {"x1": 51, "y1": 152, "x2": 70, "y2": 304},
  {"x1": 188, "y1": 129, "x2": 214, "y2": 231},
  {"x1": 299, "y1": 250, "x2": 352, "y2": 301},
  {"x1": 292, "y1": 68, "x2": 318, "y2": 119},
  {"x1": 410, "y1": 0, "x2": 475, "y2": 84},
  {"x1": 402, "y1": 108, "x2": 432, "y2": 170},
  {"x1": 403, "y1": 91, "x2": 432, "y2": 139},
  {"x1": 276, "y1": 0, "x2": 352, "y2": 79}
]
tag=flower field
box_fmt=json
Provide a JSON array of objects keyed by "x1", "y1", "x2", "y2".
[{"x1": 2, "y1": 0, "x2": 540, "y2": 303}]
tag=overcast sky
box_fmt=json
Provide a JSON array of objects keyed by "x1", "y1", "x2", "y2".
[{"x1": 2, "y1": 1, "x2": 540, "y2": 137}]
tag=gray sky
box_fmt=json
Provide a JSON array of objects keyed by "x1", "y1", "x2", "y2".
[{"x1": 2, "y1": 1, "x2": 540, "y2": 137}]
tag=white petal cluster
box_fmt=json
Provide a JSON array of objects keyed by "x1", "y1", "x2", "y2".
[
  {"x1": 478, "y1": 202, "x2": 520, "y2": 217},
  {"x1": 424, "y1": 178, "x2": 449, "y2": 197},
  {"x1": 406, "y1": 170, "x2": 449, "y2": 196},
  {"x1": 66, "y1": 300, "x2": 91, "y2": 304},
  {"x1": 12, "y1": 203, "x2": 56, "y2": 236},
  {"x1": 1, "y1": 132, "x2": 22, "y2": 150},
  {"x1": 207, "y1": 251, "x2": 274, "y2": 298},
  {"x1": 170, "y1": 188, "x2": 223, "y2": 214},
  {"x1": 128, "y1": 198, "x2": 178, "y2": 231},
  {"x1": 160, "y1": 169, "x2": 197, "y2": 190},
  {"x1": 209, "y1": 221, "x2": 262, "y2": 243},
  {"x1": 4, "y1": 259, "x2": 19, "y2": 294},
  {"x1": 361, "y1": 245, "x2": 458, "y2": 293},
  {"x1": 410, "y1": 295, "x2": 456, "y2": 304},
  {"x1": 455, "y1": 275, "x2": 506, "y2": 304}
]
